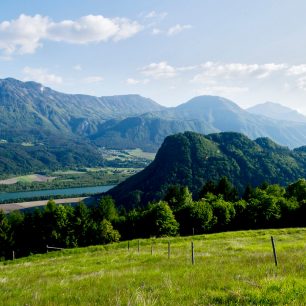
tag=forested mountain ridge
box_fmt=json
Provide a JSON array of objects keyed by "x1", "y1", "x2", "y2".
[
  {"x1": 0, "y1": 78, "x2": 164, "y2": 141},
  {"x1": 2, "y1": 78, "x2": 306, "y2": 150},
  {"x1": 107, "y1": 131, "x2": 306, "y2": 207}
]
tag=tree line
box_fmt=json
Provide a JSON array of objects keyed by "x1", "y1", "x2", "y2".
[{"x1": 1, "y1": 177, "x2": 305, "y2": 260}]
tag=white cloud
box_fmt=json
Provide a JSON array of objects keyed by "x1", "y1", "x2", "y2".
[
  {"x1": 22, "y1": 66, "x2": 63, "y2": 85},
  {"x1": 83, "y1": 76, "x2": 104, "y2": 84},
  {"x1": 144, "y1": 11, "x2": 168, "y2": 19},
  {"x1": 0, "y1": 14, "x2": 49, "y2": 54},
  {"x1": 140, "y1": 61, "x2": 178, "y2": 79},
  {"x1": 139, "y1": 61, "x2": 197, "y2": 80},
  {"x1": 0, "y1": 14, "x2": 142, "y2": 55},
  {"x1": 287, "y1": 64, "x2": 306, "y2": 76},
  {"x1": 167, "y1": 24, "x2": 192, "y2": 36},
  {"x1": 192, "y1": 62, "x2": 287, "y2": 83},
  {"x1": 126, "y1": 78, "x2": 149, "y2": 85}
]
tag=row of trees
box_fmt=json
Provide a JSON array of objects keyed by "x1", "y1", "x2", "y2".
[{"x1": 1, "y1": 178, "x2": 305, "y2": 260}]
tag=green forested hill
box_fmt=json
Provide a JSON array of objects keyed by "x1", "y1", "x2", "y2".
[
  {"x1": 0, "y1": 137, "x2": 104, "y2": 176},
  {"x1": 108, "y1": 131, "x2": 306, "y2": 207}
]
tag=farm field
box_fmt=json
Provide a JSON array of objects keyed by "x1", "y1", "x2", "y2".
[
  {"x1": 0, "y1": 174, "x2": 56, "y2": 185},
  {"x1": 0, "y1": 228, "x2": 305, "y2": 305},
  {"x1": 0, "y1": 148, "x2": 154, "y2": 195}
]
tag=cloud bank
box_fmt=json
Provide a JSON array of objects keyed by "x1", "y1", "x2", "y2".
[{"x1": 0, "y1": 14, "x2": 142, "y2": 55}]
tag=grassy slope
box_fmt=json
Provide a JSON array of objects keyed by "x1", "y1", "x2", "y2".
[{"x1": 0, "y1": 228, "x2": 305, "y2": 305}]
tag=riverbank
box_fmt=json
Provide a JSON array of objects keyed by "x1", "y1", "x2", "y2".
[{"x1": 0, "y1": 185, "x2": 114, "y2": 203}]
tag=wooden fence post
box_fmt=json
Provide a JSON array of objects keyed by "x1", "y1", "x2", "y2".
[
  {"x1": 12, "y1": 250, "x2": 15, "y2": 260},
  {"x1": 191, "y1": 241, "x2": 195, "y2": 265},
  {"x1": 271, "y1": 236, "x2": 278, "y2": 266}
]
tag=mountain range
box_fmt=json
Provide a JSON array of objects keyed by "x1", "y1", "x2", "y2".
[
  {"x1": 107, "y1": 131, "x2": 306, "y2": 208},
  {"x1": 1, "y1": 77, "x2": 306, "y2": 174},
  {"x1": 92, "y1": 96, "x2": 306, "y2": 151},
  {"x1": 247, "y1": 101, "x2": 306, "y2": 123}
]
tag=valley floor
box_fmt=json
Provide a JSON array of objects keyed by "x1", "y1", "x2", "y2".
[{"x1": 0, "y1": 228, "x2": 305, "y2": 305}]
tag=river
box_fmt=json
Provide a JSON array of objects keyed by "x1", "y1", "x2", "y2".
[{"x1": 0, "y1": 185, "x2": 115, "y2": 202}]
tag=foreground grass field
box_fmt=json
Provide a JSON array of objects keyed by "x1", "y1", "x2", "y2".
[{"x1": 0, "y1": 228, "x2": 305, "y2": 305}]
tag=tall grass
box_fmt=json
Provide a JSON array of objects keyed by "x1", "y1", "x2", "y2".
[{"x1": 0, "y1": 228, "x2": 305, "y2": 305}]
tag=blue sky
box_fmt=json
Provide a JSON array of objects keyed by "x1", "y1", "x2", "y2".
[{"x1": 1, "y1": 0, "x2": 306, "y2": 113}]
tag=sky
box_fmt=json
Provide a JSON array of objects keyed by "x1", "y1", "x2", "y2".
[{"x1": 1, "y1": 0, "x2": 306, "y2": 114}]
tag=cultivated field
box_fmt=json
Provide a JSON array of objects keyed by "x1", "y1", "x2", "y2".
[
  {"x1": 0, "y1": 228, "x2": 305, "y2": 305},
  {"x1": 0, "y1": 174, "x2": 56, "y2": 185}
]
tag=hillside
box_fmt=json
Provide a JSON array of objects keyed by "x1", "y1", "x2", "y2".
[
  {"x1": 108, "y1": 131, "x2": 306, "y2": 206},
  {"x1": 0, "y1": 137, "x2": 104, "y2": 176},
  {"x1": 91, "y1": 115, "x2": 217, "y2": 152},
  {"x1": 0, "y1": 78, "x2": 164, "y2": 141},
  {"x1": 0, "y1": 228, "x2": 305, "y2": 305},
  {"x1": 247, "y1": 101, "x2": 306, "y2": 123}
]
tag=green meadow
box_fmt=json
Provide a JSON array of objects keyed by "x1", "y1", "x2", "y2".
[{"x1": 0, "y1": 228, "x2": 305, "y2": 305}]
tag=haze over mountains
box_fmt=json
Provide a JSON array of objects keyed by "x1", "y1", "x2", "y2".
[
  {"x1": 247, "y1": 102, "x2": 306, "y2": 123},
  {"x1": 1, "y1": 77, "x2": 306, "y2": 174}
]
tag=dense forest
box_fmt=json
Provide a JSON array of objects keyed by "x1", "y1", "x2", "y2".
[{"x1": 1, "y1": 177, "x2": 305, "y2": 260}]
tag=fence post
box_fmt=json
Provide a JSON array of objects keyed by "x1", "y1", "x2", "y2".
[
  {"x1": 271, "y1": 236, "x2": 278, "y2": 266},
  {"x1": 191, "y1": 241, "x2": 195, "y2": 265},
  {"x1": 168, "y1": 241, "x2": 171, "y2": 259},
  {"x1": 12, "y1": 250, "x2": 15, "y2": 260},
  {"x1": 192, "y1": 228, "x2": 195, "y2": 236},
  {"x1": 46, "y1": 245, "x2": 48, "y2": 253}
]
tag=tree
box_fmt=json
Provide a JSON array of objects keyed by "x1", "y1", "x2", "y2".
[
  {"x1": 199, "y1": 180, "x2": 216, "y2": 199},
  {"x1": 0, "y1": 210, "x2": 12, "y2": 260},
  {"x1": 215, "y1": 177, "x2": 238, "y2": 201},
  {"x1": 42, "y1": 201, "x2": 75, "y2": 247},
  {"x1": 72, "y1": 202, "x2": 92, "y2": 246},
  {"x1": 95, "y1": 196, "x2": 118, "y2": 222},
  {"x1": 286, "y1": 179, "x2": 306, "y2": 202},
  {"x1": 246, "y1": 188, "x2": 281, "y2": 228},
  {"x1": 143, "y1": 201, "x2": 179, "y2": 237},
  {"x1": 164, "y1": 185, "x2": 193, "y2": 212},
  {"x1": 176, "y1": 200, "x2": 213, "y2": 235},
  {"x1": 205, "y1": 193, "x2": 236, "y2": 231},
  {"x1": 93, "y1": 219, "x2": 120, "y2": 245}
]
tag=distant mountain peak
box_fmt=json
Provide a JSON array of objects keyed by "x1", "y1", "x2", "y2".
[{"x1": 247, "y1": 101, "x2": 306, "y2": 123}]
